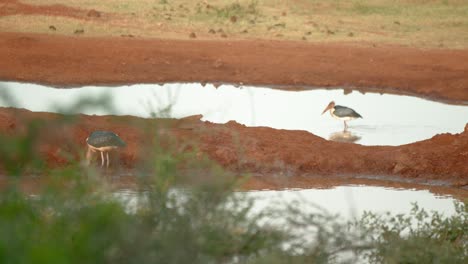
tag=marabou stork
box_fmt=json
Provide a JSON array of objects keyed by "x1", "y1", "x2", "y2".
[
  {"x1": 322, "y1": 101, "x2": 362, "y2": 130},
  {"x1": 86, "y1": 131, "x2": 126, "y2": 167}
]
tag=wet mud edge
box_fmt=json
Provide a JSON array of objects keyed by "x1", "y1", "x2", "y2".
[{"x1": 1, "y1": 108, "x2": 467, "y2": 192}]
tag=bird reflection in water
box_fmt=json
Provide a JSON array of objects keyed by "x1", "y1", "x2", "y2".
[{"x1": 328, "y1": 130, "x2": 361, "y2": 143}]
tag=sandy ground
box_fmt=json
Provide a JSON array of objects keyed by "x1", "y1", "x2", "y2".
[{"x1": 0, "y1": 1, "x2": 467, "y2": 193}]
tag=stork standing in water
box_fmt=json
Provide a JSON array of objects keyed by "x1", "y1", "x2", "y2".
[
  {"x1": 322, "y1": 101, "x2": 362, "y2": 130},
  {"x1": 86, "y1": 131, "x2": 126, "y2": 167}
]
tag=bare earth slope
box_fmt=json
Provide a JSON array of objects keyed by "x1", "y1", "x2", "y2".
[{"x1": 1, "y1": 108, "x2": 467, "y2": 188}]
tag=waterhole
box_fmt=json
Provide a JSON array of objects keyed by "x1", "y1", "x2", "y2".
[
  {"x1": 114, "y1": 185, "x2": 460, "y2": 221},
  {"x1": 1, "y1": 81, "x2": 467, "y2": 146}
]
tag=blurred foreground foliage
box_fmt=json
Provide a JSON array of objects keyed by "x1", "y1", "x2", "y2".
[{"x1": 0, "y1": 91, "x2": 466, "y2": 263}]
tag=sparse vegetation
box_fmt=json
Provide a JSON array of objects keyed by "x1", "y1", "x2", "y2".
[
  {"x1": 357, "y1": 202, "x2": 468, "y2": 263},
  {"x1": 213, "y1": 1, "x2": 259, "y2": 19},
  {"x1": 3, "y1": 0, "x2": 467, "y2": 48}
]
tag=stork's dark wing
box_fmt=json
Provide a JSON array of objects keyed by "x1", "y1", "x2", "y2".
[
  {"x1": 334, "y1": 105, "x2": 362, "y2": 118},
  {"x1": 87, "y1": 131, "x2": 126, "y2": 147}
]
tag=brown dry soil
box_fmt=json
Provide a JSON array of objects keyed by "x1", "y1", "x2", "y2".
[{"x1": 0, "y1": 1, "x2": 468, "y2": 193}]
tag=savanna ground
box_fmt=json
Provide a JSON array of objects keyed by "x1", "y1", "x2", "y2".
[
  {"x1": 0, "y1": 1, "x2": 467, "y2": 263},
  {"x1": 3, "y1": 0, "x2": 468, "y2": 48},
  {"x1": 1, "y1": 0, "x2": 467, "y2": 186}
]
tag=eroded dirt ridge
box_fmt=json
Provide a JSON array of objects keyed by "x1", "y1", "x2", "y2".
[{"x1": 1, "y1": 108, "x2": 467, "y2": 188}]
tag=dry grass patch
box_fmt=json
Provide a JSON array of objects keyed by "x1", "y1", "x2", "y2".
[{"x1": 7, "y1": 0, "x2": 468, "y2": 48}]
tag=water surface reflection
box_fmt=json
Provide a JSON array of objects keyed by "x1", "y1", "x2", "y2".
[
  {"x1": 114, "y1": 185, "x2": 460, "y2": 220},
  {"x1": 329, "y1": 130, "x2": 362, "y2": 143}
]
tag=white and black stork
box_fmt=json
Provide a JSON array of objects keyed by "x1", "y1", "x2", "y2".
[
  {"x1": 321, "y1": 101, "x2": 362, "y2": 130},
  {"x1": 85, "y1": 131, "x2": 126, "y2": 167}
]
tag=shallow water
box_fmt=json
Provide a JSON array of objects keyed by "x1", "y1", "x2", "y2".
[
  {"x1": 246, "y1": 186, "x2": 458, "y2": 218},
  {"x1": 115, "y1": 185, "x2": 459, "y2": 220},
  {"x1": 115, "y1": 184, "x2": 460, "y2": 253},
  {"x1": 1, "y1": 82, "x2": 467, "y2": 146}
]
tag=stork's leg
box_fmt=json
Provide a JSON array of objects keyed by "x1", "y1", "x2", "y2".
[
  {"x1": 106, "y1": 152, "x2": 110, "y2": 168},
  {"x1": 101, "y1": 151, "x2": 105, "y2": 167},
  {"x1": 85, "y1": 147, "x2": 93, "y2": 166},
  {"x1": 344, "y1": 121, "x2": 348, "y2": 131}
]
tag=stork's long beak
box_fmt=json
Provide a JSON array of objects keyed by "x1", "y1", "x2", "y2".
[{"x1": 321, "y1": 105, "x2": 331, "y2": 115}]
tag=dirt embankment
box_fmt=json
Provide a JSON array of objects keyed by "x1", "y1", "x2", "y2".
[
  {"x1": 1, "y1": 108, "x2": 467, "y2": 188},
  {"x1": 196, "y1": 121, "x2": 468, "y2": 187},
  {"x1": 1, "y1": 32, "x2": 468, "y2": 103}
]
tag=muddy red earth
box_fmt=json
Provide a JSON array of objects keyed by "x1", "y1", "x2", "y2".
[
  {"x1": 1, "y1": 108, "x2": 467, "y2": 194},
  {"x1": 0, "y1": 32, "x2": 468, "y2": 103}
]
